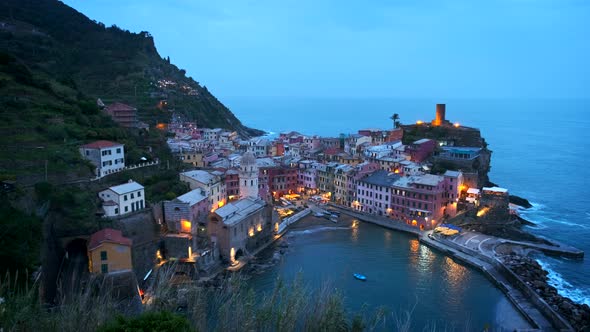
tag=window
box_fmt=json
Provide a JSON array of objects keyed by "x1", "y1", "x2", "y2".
[
  {"x1": 124, "y1": 195, "x2": 128, "y2": 201},
  {"x1": 86, "y1": 150, "x2": 89, "y2": 156},
  {"x1": 125, "y1": 206, "x2": 128, "y2": 212},
  {"x1": 101, "y1": 264, "x2": 108, "y2": 273},
  {"x1": 115, "y1": 208, "x2": 119, "y2": 214},
  {"x1": 100, "y1": 251, "x2": 108, "y2": 260},
  {"x1": 138, "y1": 191, "x2": 142, "y2": 197},
  {"x1": 130, "y1": 193, "x2": 134, "y2": 199},
  {"x1": 116, "y1": 148, "x2": 121, "y2": 153}
]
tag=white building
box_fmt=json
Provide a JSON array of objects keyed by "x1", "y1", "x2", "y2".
[
  {"x1": 179, "y1": 170, "x2": 226, "y2": 211},
  {"x1": 80, "y1": 140, "x2": 125, "y2": 178},
  {"x1": 240, "y1": 152, "x2": 259, "y2": 199},
  {"x1": 99, "y1": 180, "x2": 145, "y2": 217}
]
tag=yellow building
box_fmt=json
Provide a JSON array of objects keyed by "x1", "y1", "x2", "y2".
[
  {"x1": 88, "y1": 228, "x2": 133, "y2": 274},
  {"x1": 181, "y1": 150, "x2": 205, "y2": 167}
]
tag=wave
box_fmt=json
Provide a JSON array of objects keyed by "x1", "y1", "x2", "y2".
[
  {"x1": 520, "y1": 202, "x2": 589, "y2": 229},
  {"x1": 536, "y1": 259, "x2": 590, "y2": 306}
]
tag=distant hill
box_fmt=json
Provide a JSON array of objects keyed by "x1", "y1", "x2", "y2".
[{"x1": 0, "y1": 0, "x2": 262, "y2": 180}]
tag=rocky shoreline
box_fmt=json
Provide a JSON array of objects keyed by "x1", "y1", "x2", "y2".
[{"x1": 502, "y1": 254, "x2": 590, "y2": 331}]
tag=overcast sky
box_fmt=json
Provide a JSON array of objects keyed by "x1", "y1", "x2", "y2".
[{"x1": 63, "y1": 0, "x2": 589, "y2": 99}]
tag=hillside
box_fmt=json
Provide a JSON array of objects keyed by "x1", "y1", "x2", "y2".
[{"x1": 0, "y1": 0, "x2": 261, "y2": 181}]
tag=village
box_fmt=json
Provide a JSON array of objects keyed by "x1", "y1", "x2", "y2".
[
  {"x1": 79, "y1": 104, "x2": 496, "y2": 281},
  {"x1": 71, "y1": 101, "x2": 588, "y2": 330}
]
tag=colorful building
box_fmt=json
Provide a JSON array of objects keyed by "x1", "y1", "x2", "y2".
[
  {"x1": 406, "y1": 138, "x2": 436, "y2": 163},
  {"x1": 88, "y1": 228, "x2": 132, "y2": 274}
]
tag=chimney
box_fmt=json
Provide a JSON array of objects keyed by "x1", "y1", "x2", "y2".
[{"x1": 434, "y1": 104, "x2": 446, "y2": 126}]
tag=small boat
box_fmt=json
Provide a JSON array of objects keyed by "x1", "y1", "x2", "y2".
[
  {"x1": 353, "y1": 273, "x2": 367, "y2": 281},
  {"x1": 314, "y1": 212, "x2": 324, "y2": 217}
]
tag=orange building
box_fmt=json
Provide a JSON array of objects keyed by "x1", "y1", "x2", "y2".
[{"x1": 88, "y1": 228, "x2": 133, "y2": 274}]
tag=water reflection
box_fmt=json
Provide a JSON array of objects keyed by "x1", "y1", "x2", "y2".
[
  {"x1": 351, "y1": 219, "x2": 359, "y2": 242},
  {"x1": 409, "y1": 239, "x2": 436, "y2": 286},
  {"x1": 384, "y1": 230, "x2": 392, "y2": 244},
  {"x1": 442, "y1": 256, "x2": 468, "y2": 308}
]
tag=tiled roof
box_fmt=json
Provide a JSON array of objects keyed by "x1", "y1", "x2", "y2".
[
  {"x1": 88, "y1": 228, "x2": 132, "y2": 250},
  {"x1": 81, "y1": 140, "x2": 123, "y2": 149},
  {"x1": 105, "y1": 102, "x2": 136, "y2": 111}
]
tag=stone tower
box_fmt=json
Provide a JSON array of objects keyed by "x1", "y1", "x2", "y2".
[
  {"x1": 432, "y1": 103, "x2": 446, "y2": 126},
  {"x1": 239, "y1": 151, "x2": 259, "y2": 199}
]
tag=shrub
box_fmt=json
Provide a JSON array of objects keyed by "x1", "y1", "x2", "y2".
[{"x1": 98, "y1": 311, "x2": 192, "y2": 332}]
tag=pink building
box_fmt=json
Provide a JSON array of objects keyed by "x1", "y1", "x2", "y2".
[
  {"x1": 406, "y1": 138, "x2": 436, "y2": 163},
  {"x1": 297, "y1": 160, "x2": 318, "y2": 194},
  {"x1": 389, "y1": 174, "x2": 447, "y2": 230},
  {"x1": 355, "y1": 169, "x2": 460, "y2": 230}
]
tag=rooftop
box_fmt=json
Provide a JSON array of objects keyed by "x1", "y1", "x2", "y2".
[
  {"x1": 359, "y1": 170, "x2": 401, "y2": 187},
  {"x1": 441, "y1": 146, "x2": 482, "y2": 153},
  {"x1": 88, "y1": 228, "x2": 132, "y2": 250},
  {"x1": 213, "y1": 197, "x2": 266, "y2": 226},
  {"x1": 81, "y1": 140, "x2": 123, "y2": 149},
  {"x1": 256, "y1": 158, "x2": 276, "y2": 167},
  {"x1": 443, "y1": 170, "x2": 462, "y2": 178},
  {"x1": 180, "y1": 170, "x2": 220, "y2": 184},
  {"x1": 176, "y1": 189, "x2": 208, "y2": 206},
  {"x1": 408, "y1": 174, "x2": 444, "y2": 187},
  {"x1": 105, "y1": 102, "x2": 136, "y2": 112},
  {"x1": 413, "y1": 138, "x2": 433, "y2": 145},
  {"x1": 108, "y1": 181, "x2": 144, "y2": 195}
]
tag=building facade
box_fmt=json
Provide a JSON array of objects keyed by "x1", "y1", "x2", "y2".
[
  {"x1": 88, "y1": 228, "x2": 133, "y2": 274},
  {"x1": 208, "y1": 197, "x2": 271, "y2": 263},
  {"x1": 179, "y1": 170, "x2": 227, "y2": 212},
  {"x1": 99, "y1": 180, "x2": 145, "y2": 217},
  {"x1": 80, "y1": 140, "x2": 125, "y2": 178},
  {"x1": 239, "y1": 152, "x2": 259, "y2": 199}
]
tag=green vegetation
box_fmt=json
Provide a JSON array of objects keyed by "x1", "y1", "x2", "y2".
[
  {"x1": 98, "y1": 312, "x2": 192, "y2": 332},
  {"x1": 0, "y1": 0, "x2": 260, "y2": 181},
  {"x1": 0, "y1": 204, "x2": 41, "y2": 280},
  {"x1": 0, "y1": 268, "x2": 482, "y2": 332}
]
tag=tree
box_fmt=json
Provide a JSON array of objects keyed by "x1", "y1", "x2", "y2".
[{"x1": 390, "y1": 113, "x2": 401, "y2": 128}]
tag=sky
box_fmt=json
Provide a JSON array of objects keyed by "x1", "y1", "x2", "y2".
[{"x1": 62, "y1": 0, "x2": 589, "y2": 99}]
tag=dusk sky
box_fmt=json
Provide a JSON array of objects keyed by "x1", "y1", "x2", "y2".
[{"x1": 63, "y1": 0, "x2": 589, "y2": 99}]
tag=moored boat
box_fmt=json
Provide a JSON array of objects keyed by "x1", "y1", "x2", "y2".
[{"x1": 353, "y1": 273, "x2": 367, "y2": 281}]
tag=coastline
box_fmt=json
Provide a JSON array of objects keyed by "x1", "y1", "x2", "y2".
[
  {"x1": 323, "y1": 204, "x2": 583, "y2": 331},
  {"x1": 226, "y1": 202, "x2": 583, "y2": 330}
]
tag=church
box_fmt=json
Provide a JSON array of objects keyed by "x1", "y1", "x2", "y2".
[{"x1": 207, "y1": 152, "x2": 276, "y2": 264}]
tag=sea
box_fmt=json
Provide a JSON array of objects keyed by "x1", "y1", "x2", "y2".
[{"x1": 225, "y1": 97, "x2": 590, "y2": 328}]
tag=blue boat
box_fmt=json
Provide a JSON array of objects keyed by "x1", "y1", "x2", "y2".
[{"x1": 353, "y1": 273, "x2": 367, "y2": 281}]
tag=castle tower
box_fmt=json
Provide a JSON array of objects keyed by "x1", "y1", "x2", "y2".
[
  {"x1": 239, "y1": 151, "x2": 259, "y2": 199},
  {"x1": 433, "y1": 104, "x2": 446, "y2": 126}
]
